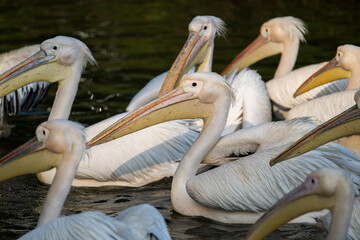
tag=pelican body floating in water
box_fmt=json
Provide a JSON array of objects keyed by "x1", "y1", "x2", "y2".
[
  {"x1": 87, "y1": 72, "x2": 360, "y2": 224},
  {"x1": 221, "y1": 16, "x2": 348, "y2": 119},
  {"x1": 0, "y1": 16, "x2": 271, "y2": 187},
  {"x1": 269, "y1": 90, "x2": 360, "y2": 240},
  {"x1": 0, "y1": 44, "x2": 50, "y2": 137},
  {"x1": 0, "y1": 119, "x2": 170, "y2": 240},
  {"x1": 245, "y1": 168, "x2": 357, "y2": 240},
  {"x1": 0, "y1": 35, "x2": 196, "y2": 187},
  {"x1": 285, "y1": 44, "x2": 360, "y2": 157}
]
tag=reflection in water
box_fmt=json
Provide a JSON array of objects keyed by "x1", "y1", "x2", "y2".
[{"x1": 0, "y1": 0, "x2": 358, "y2": 239}]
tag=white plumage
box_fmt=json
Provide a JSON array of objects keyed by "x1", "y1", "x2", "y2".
[
  {"x1": 108, "y1": 72, "x2": 360, "y2": 225},
  {"x1": 222, "y1": 16, "x2": 348, "y2": 118},
  {"x1": 245, "y1": 168, "x2": 357, "y2": 240},
  {"x1": 39, "y1": 68, "x2": 269, "y2": 187},
  {"x1": 11, "y1": 120, "x2": 170, "y2": 240},
  {"x1": 0, "y1": 20, "x2": 270, "y2": 187}
]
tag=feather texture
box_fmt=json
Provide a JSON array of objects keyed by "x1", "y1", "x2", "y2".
[{"x1": 189, "y1": 119, "x2": 360, "y2": 218}]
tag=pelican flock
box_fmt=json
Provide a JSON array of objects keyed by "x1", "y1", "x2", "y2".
[
  {"x1": 88, "y1": 72, "x2": 360, "y2": 226},
  {"x1": 0, "y1": 16, "x2": 271, "y2": 188},
  {"x1": 1, "y1": 12, "x2": 360, "y2": 240},
  {"x1": 0, "y1": 119, "x2": 170, "y2": 239},
  {"x1": 222, "y1": 16, "x2": 348, "y2": 119}
]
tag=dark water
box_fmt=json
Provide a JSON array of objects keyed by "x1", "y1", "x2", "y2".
[{"x1": 0, "y1": 0, "x2": 359, "y2": 239}]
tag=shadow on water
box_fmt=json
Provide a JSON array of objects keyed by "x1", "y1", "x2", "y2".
[{"x1": 0, "y1": 0, "x2": 359, "y2": 239}]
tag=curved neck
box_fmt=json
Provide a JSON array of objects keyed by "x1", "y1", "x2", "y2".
[
  {"x1": 171, "y1": 95, "x2": 230, "y2": 214},
  {"x1": 346, "y1": 68, "x2": 360, "y2": 90},
  {"x1": 37, "y1": 136, "x2": 83, "y2": 226},
  {"x1": 328, "y1": 179, "x2": 354, "y2": 240},
  {"x1": 197, "y1": 39, "x2": 214, "y2": 72},
  {"x1": 48, "y1": 62, "x2": 82, "y2": 120},
  {"x1": 274, "y1": 39, "x2": 299, "y2": 78}
]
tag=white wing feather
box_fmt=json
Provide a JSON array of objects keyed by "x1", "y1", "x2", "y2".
[
  {"x1": 20, "y1": 204, "x2": 171, "y2": 240},
  {"x1": 188, "y1": 119, "x2": 360, "y2": 212},
  {"x1": 285, "y1": 90, "x2": 356, "y2": 123},
  {"x1": 266, "y1": 62, "x2": 348, "y2": 109}
]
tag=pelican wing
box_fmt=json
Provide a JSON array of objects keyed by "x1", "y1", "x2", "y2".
[
  {"x1": 64, "y1": 114, "x2": 199, "y2": 187},
  {"x1": 20, "y1": 205, "x2": 170, "y2": 240},
  {"x1": 286, "y1": 90, "x2": 357, "y2": 123},
  {"x1": 188, "y1": 120, "x2": 360, "y2": 212},
  {"x1": 267, "y1": 62, "x2": 348, "y2": 110},
  {"x1": 222, "y1": 69, "x2": 271, "y2": 136}
]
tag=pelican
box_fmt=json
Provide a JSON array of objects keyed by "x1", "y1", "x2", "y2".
[
  {"x1": 0, "y1": 35, "x2": 196, "y2": 187},
  {"x1": 126, "y1": 15, "x2": 227, "y2": 112},
  {"x1": 127, "y1": 16, "x2": 271, "y2": 133},
  {"x1": 221, "y1": 16, "x2": 348, "y2": 118},
  {"x1": 269, "y1": 90, "x2": 360, "y2": 240},
  {"x1": 0, "y1": 44, "x2": 50, "y2": 137},
  {"x1": 0, "y1": 17, "x2": 271, "y2": 187},
  {"x1": 285, "y1": 44, "x2": 360, "y2": 156},
  {"x1": 245, "y1": 168, "x2": 357, "y2": 240},
  {"x1": 0, "y1": 119, "x2": 170, "y2": 239},
  {"x1": 87, "y1": 72, "x2": 360, "y2": 224}
]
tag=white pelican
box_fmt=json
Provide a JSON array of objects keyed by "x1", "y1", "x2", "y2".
[
  {"x1": 0, "y1": 119, "x2": 170, "y2": 239},
  {"x1": 245, "y1": 168, "x2": 357, "y2": 240},
  {"x1": 126, "y1": 15, "x2": 227, "y2": 112},
  {"x1": 0, "y1": 44, "x2": 50, "y2": 137},
  {"x1": 127, "y1": 15, "x2": 271, "y2": 133},
  {"x1": 0, "y1": 17, "x2": 271, "y2": 187},
  {"x1": 285, "y1": 44, "x2": 360, "y2": 156},
  {"x1": 0, "y1": 35, "x2": 196, "y2": 187},
  {"x1": 87, "y1": 72, "x2": 360, "y2": 224},
  {"x1": 221, "y1": 16, "x2": 348, "y2": 118},
  {"x1": 269, "y1": 91, "x2": 360, "y2": 240}
]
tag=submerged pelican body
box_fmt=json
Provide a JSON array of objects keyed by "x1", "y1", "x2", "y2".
[
  {"x1": 0, "y1": 119, "x2": 171, "y2": 240},
  {"x1": 87, "y1": 72, "x2": 360, "y2": 224},
  {"x1": 0, "y1": 16, "x2": 271, "y2": 187}
]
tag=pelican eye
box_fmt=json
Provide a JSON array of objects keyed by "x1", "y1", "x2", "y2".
[
  {"x1": 42, "y1": 130, "x2": 46, "y2": 136},
  {"x1": 265, "y1": 28, "x2": 268, "y2": 32},
  {"x1": 53, "y1": 46, "x2": 58, "y2": 50},
  {"x1": 192, "y1": 82, "x2": 197, "y2": 87},
  {"x1": 311, "y1": 177, "x2": 316, "y2": 184},
  {"x1": 203, "y1": 26, "x2": 207, "y2": 30}
]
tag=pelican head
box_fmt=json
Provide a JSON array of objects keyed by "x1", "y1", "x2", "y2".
[
  {"x1": 159, "y1": 16, "x2": 226, "y2": 96},
  {"x1": 245, "y1": 168, "x2": 356, "y2": 240},
  {"x1": 222, "y1": 16, "x2": 306, "y2": 77},
  {"x1": 88, "y1": 72, "x2": 234, "y2": 147},
  {"x1": 270, "y1": 90, "x2": 360, "y2": 165},
  {"x1": 294, "y1": 44, "x2": 360, "y2": 97},
  {"x1": 0, "y1": 120, "x2": 84, "y2": 182},
  {"x1": 0, "y1": 36, "x2": 96, "y2": 97}
]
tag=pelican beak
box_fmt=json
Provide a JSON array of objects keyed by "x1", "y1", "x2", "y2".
[
  {"x1": 0, "y1": 137, "x2": 60, "y2": 182},
  {"x1": 221, "y1": 35, "x2": 283, "y2": 77},
  {"x1": 87, "y1": 85, "x2": 213, "y2": 147},
  {"x1": 0, "y1": 50, "x2": 71, "y2": 97},
  {"x1": 293, "y1": 57, "x2": 351, "y2": 97},
  {"x1": 245, "y1": 177, "x2": 335, "y2": 240},
  {"x1": 270, "y1": 101, "x2": 360, "y2": 166},
  {"x1": 158, "y1": 31, "x2": 208, "y2": 96}
]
